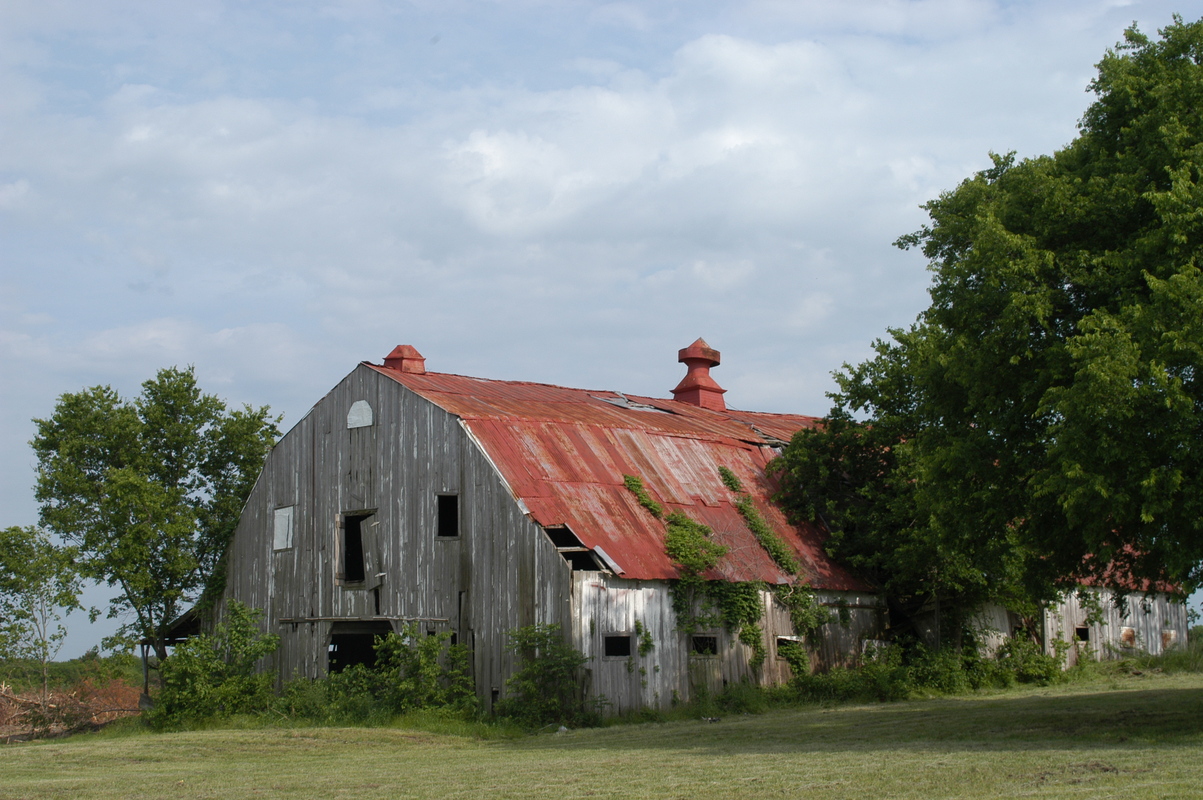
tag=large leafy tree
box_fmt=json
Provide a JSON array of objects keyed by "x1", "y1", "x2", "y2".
[
  {"x1": 32, "y1": 367, "x2": 279, "y2": 660},
  {"x1": 775, "y1": 16, "x2": 1203, "y2": 632}
]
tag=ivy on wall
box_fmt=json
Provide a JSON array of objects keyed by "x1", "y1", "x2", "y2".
[{"x1": 623, "y1": 471, "x2": 833, "y2": 674}]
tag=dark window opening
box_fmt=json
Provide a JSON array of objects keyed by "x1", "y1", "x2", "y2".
[
  {"x1": 545, "y1": 527, "x2": 583, "y2": 548},
  {"x1": 603, "y1": 635, "x2": 632, "y2": 657},
  {"x1": 372, "y1": 586, "x2": 381, "y2": 616},
  {"x1": 328, "y1": 621, "x2": 394, "y2": 673},
  {"x1": 342, "y1": 513, "x2": 370, "y2": 583},
  {"x1": 691, "y1": 635, "x2": 718, "y2": 656},
  {"x1": 437, "y1": 495, "x2": 459, "y2": 538},
  {"x1": 544, "y1": 526, "x2": 601, "y2": 571},
  {"x1": 563, "y1": 551, "x2": 602, "y2": 571},
  {"x1": 450, "y1": 632, "x2": 458, "y2": 646},
  {"x1": 1075, "y1": 626, "x2": 1090, "y2": 642},
  {"x1": 491, "y1": 688, "x2": 500, "y2": 706}
]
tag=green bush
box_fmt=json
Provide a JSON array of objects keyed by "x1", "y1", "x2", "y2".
[
  {"x1": 375, "y1": 626, "x2": 475, "y2": 713},
  {"x1": 790, "y1": 642, "x2": 911, "y2": 703},
  {"x1": 995, "y1": 636, "x2": 1065, "y2": 685},
  {"x1": 285, "y1": 625, "x2": 477, "y2": 725},
  {"x1": 149, "y1": 601, "x2": 280, "y2": 727},
  {"x1": 494, "y1": 623, "x2": 594, "y2": 728}
]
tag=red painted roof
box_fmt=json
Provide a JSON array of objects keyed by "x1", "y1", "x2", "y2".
[{"x1": 367, "y1": 363, "x2": 870, "y2": 592}]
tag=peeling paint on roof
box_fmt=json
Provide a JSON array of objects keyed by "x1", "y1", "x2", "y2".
[{"x1": 367, "y1": 363, "x2": 870, "y2": 592}]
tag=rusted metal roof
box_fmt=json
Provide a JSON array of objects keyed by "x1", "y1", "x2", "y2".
[{"x1": 366, "y1": 363, "x2": 869, "y2": 592}]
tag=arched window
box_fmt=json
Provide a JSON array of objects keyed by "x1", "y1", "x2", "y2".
[{"x1": 347, "y1": 400, "x2": 373, "y2": 429}]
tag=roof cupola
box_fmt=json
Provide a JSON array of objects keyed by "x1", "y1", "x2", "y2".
[
  {"x1": 383, "y1": 345, "x2": 426, "y2": 374},
  {"x1": 671, "y1": 338, "x2": 726, "y2": 411}
]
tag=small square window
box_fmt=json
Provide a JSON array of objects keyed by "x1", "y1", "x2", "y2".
[
  {"x1": 691, "y1": 635, "x2": 718, "y2": 656},
  {"x1": 1074, "y1": 626, "x2": 1090, "y2": 642},
  {"x1": 603, "y1": 635, "x2": 632, "y2": 657}
]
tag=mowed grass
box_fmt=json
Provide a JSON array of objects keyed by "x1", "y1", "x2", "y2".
[{"x1": 3, "y1": 673, "x2": 1203, "y2": 800}]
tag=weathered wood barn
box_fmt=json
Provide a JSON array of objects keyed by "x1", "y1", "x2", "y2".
[
  {"x1": 220, "y1": 340, "x2": 882, "y2": 713},
  {"x1": 973, "y1": 583, "x2": 1189, "y2": 665}
]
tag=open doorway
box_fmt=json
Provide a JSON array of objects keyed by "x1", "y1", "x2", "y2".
[{"x1": 328, "y1": 620, "x2": 394, "y2": 673}]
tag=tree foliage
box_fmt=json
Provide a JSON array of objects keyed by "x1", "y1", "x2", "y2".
[
  {"x1": 31, "y1": 367, "x2": 279, "y2": 659},
  {"x1": 775, "y1": 16, "x2": 1203, "y2": 625},
  {"x1": 0, "y1": 526, "x2": 82, "y2": 703}
]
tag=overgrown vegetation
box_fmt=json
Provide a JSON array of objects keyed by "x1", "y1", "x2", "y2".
[
  {"x1": 718, "y1": 466, "x2": 799, "y2": 574},
  {"x1": 275, "y1": 628, "x2": 475, "y2": 726},
  {"x1": 629, "y1": 477, "x2": 767, "y2": 666},
  {"x1": 149, "y1": 601, "x2": 280, "y2": 727},
  {"x1": 623, "y1": 474, "x2": 663, "y2": 519},
  {"x1": 624, "y1": 472, "x2": 830, "y2": 673},
  {"x1": 495, "y1": 623, "x2": 597, "y2": 728}
]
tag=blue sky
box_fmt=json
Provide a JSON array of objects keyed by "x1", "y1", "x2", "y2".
[{"x1": 2, "y1": 0, "x2": 1199, "y2": 655}]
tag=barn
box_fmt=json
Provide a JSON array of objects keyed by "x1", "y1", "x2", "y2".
[{"x1": 218, "y1": 339, "x2": 883, "y2": 713}]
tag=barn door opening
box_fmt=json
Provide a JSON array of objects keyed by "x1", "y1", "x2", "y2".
[{"x1": 327, "y1": 620, "x2": 394, "y2": 673}]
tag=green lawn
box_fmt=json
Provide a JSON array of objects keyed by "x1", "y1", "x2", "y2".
[{"x1": 3, "y1": 673, "x2": 1202, "y2": 799}]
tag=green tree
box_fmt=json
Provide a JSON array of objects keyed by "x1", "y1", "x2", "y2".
[
  {"x1": 0, "y1": 526, "x2": 82, "y2": 704},
  {"x1": 775, "y1": 16, "x2": 1203, "y2": 630},
  {"x1": 31, "y1": 367, "x2": 279, "y2": 661}
]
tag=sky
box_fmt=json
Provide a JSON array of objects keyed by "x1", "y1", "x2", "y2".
[{"x1": 2, "y1": 0, "x2": 1201, "y2": 656}]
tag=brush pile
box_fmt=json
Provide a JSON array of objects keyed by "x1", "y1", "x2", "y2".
[{"x1": 0, "y1": 679, "x2": 140, "y2": 742}]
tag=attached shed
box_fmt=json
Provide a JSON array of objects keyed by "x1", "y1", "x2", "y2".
[
  {"x1": 220, "y1": 340, "x2": 882, "y2": 713},
  {"x1": 1045, "y1": 586, "x2": 1188, "y2": 666}
]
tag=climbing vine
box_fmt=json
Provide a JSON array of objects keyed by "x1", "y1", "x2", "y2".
[
  {"x1": 623, "y1": 475, "x2": 663, "y2": 519},
  {"x1": 663, "y1": 510, "x2": 728, "y2": 634},
  {"x1": 772, "y1": 584, "x2": 831, "y2": 638},
  {"x1": 633, "y1": 620, "x2": 655, "y2": 657},
  {"x1": 769, "y1": 584, "x2": 833, "y2": 675},
  {"x1": 708, "y1": 580, "x2": 767, "y2": 669},
  {"x1": 718, "y1": 466, "x2": 799, "y2": 575},
  {"x1": 624, "y1": 473, "x2": 768, "y2": 669}
]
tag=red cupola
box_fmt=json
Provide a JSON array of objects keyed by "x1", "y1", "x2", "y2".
[{"x1": 671, "y1": 338, "x2": 726, "y2": 411}]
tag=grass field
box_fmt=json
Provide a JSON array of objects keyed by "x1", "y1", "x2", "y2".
[{"x1": 3, "y1": 672, "x2": 1202, "y2": 799}]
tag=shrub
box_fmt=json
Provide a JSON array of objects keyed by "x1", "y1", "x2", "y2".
[
  {"x1": 790, "y1": 642, "x2": 911, "y2": 703},
  {"x1": 374, "y1": 625, "x2": 476, "y2": 714},
  {"x1": 149, "y1": 601, "x2": 279, "y2": 727},
  {"x1": 995, "y1": 636, "x2": 1065, "y2": 685},
  {"x1": 285, "y1": 625, "x2": 476, "y2": 724},
  {"x1": 495, "y1": 623, "x2": 593, "y2": 728}
]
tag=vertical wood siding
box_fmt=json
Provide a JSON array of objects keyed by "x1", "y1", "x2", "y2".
[
  {"x1": 570, "y1": 575, "x2": 885, "y2": 712},
  {"x1": 1044, "y1": 587, "x2": 1189, "y2": 665},
  {"x1": 222, "y1": 365, "x2": 572, "y2": 709}
]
